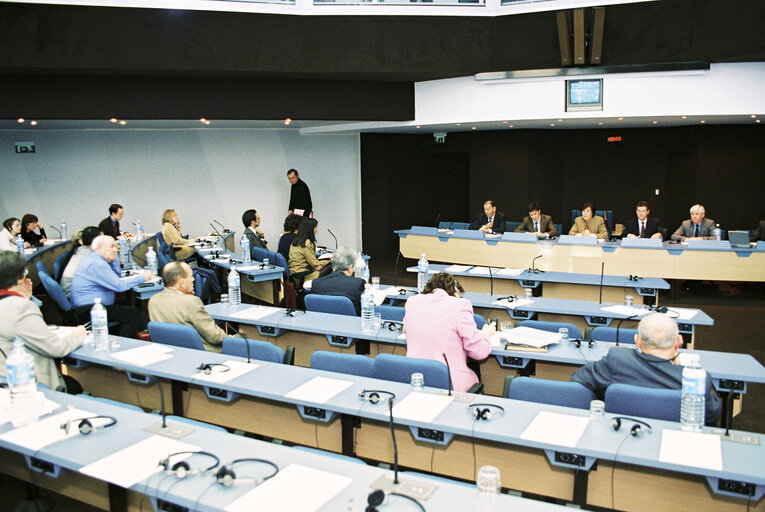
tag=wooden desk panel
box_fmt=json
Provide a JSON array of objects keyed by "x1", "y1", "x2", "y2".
[{"x1": 65, "y1": 365, "x2": 163, "y2": 411}]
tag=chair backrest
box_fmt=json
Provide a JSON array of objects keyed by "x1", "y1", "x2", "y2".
[
  {"x1": 508, "y1": 377, "x2": 596, "y2": 409},
  {"x1": 37, "y1": 267, "x2": 73, "y2": 314},
  {"x1": 310, "y1": 350, "x2": 375, "y2": 378},
  {"x1": 147, "y1": 321, "x2": 206, "y2": 351},
  {"x1": 474, "y1": 314, "x2": 487, "y2": 329},
  {"x1": 452, "y1": 222, "x2": 471, "y2": 230},
  {"x1": 222, "y1": 336, "x2": 285, "y2": 364},
  {"x1": 252, "y1": 246, "x2": 271, "y2": 263},
  {"x1": 505, "y1": 221, "x2": 522, "y2": 232},
  {"x1": 305, "y1": 294, "x2": 356, "y2": 317},
  {"x1": 373, "y1": 353, "x2": 450, "y2": 390},
  {"x1": 590, "y1": 326, "x2": 638, "y2": 345},
  {"x1": 53, "y1": 250, "x2": 71, "y2": 282},
  {"x1": 273, "y1": 251, "x2": 291, "y2": 279},
  {"x1": 605, "y1": 383, "x2": 681, "y2": 421},
  {"x1": 519, "y1": 320, "x2": 583, "y2": 340},
  {"x1": 156, "y1": 231, "x2": 174, "y2": 272},
  {"x1": 376, "y1": 305, "x2": 405, "y2": 322}
]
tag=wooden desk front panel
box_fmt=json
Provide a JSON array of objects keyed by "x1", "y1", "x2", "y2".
[
  {"x1": 460, "y1": 275, "x2": 644, "y2": 304},
  {"x1": 65, "y1": 364, "x2": 163, "y2": 411}
]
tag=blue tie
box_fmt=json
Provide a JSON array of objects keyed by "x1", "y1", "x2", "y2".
[{"x1": 694, "y1": 224, "x2": 700, "y2": 238}]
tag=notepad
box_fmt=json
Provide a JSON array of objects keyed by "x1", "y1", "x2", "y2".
[
  {"x1": 0, "y1": 390, "x2": 63, "y2": 427},
  {"x1": 495, "y1": 268, "x2": 526, "y2": 277},
  {"x1": 111, "y1": 344, "x2": 173, "y2": 367},
  {"x1": 520, "y1": 411, "x2": 589, "y2": 448},
  {"x1": 0, "y1": 407, "x2": 95, "y2": 449},
  {"x1": 493, "y1": 298, "x2": 535, "y2": 310},
  {"x1": 389, "y1": 392, "x2": 453, "y2": 423},
  {"x1": 230, "y1": 306, "x2": 278, "y2": 322},
  {"x1": 445, "y1": 265, "x2": 472, "y2": 273},
  {"x1": 659, "y1": 429, "x2": 722, "y2": 471},
  {"x1": 284, "y1": 376, "x2": 353, "y2": 404},
  {"x1": 600, "y1": 305, "x2": 650, "y2": 317}
]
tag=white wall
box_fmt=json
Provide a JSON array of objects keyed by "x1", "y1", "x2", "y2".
[{"x1": 0, "y1": 129, "x2": 362, "y2": 252}]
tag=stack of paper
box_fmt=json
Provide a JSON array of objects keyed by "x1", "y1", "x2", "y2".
[
  {"x1": 111, "y1": 344, "x2": 173, "y2": 367},
  {"x1": 601, "y1": 305, "x2": 650, "y2": 317},
  {"x1": 495, "y1": 268, "x2": 525, "y2": 277},
  {"x1": 445, "y1": 264, "x2": 472, "y2": 273},
  {"x1": 468, "y1": 266, "x2": 500, "y2": 276},
  {"x1": 500, "y1": 326, "x2": 561, "y2": 351}
]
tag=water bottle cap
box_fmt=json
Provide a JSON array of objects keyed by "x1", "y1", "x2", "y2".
[{"x1": 94, "y1": 297, "x2": 102, "y2": 303}]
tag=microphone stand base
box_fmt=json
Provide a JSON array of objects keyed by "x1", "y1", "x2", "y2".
[
  {"x1": 370, "y1": 475, "x2": 438, "y2": 501},
  {"x1": 143, "y1": 421, "x2": 195, "y2": 440}
]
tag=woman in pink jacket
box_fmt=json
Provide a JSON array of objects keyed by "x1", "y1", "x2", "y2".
[{"x1": 403, "y1": 273, "x2": 495, "y2": 392}]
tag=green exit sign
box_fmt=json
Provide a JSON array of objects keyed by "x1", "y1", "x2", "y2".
[{"x1": 15, "y1": 142, "x2": 35, "y2": 153}]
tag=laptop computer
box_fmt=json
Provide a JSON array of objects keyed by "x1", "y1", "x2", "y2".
[{"x1": 728, "y1": 230, "x2": 751, "y2": 248}]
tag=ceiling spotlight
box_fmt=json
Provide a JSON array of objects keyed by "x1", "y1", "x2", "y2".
[
  {"x1": 751, "y1": 114, "x2": 757, "y2": 118},
  {"x1": 471, "y1": 126, "x2": 476, "y2": 130},
  {"x1": 681, "y1": 115, "x2": 687, "y2": 119},
  {"x1": 17, "y1": 118, "x2": 24, "y2": 123},
  {"x1": 652, "y1": 121, "x2": 658, "y2": 124},
  {"x1": 757, "y1": 119, "x2": 761, "y2": 123},
  {"x1": 700, "y1": 120, "x2": 706, "y2": 124},
  {"x1": 456, "y1": 123, "x2": 461, "y2": 126},
  {"x1": 558, "y1": 118, "x2": 562, "y2": 122},
  {"x1": 598, "y1": 122, "x2": 603, "y2": 125},
  {"x1": 416, "y1": 125, "x2": 420, "y2": 129},
  {"x1": 509, "y1": 125, "x2": 514, "y2": 128},
  {"x1": 109, "y1": 118, "x2": 118, "y2": 123},
  {"x1": 503, "y1": 121, "x2": 508, "y2": 124},
  {"x1": 119, "y1": 120, "x2": 127, "y2": 125},
  {"x1": 550, "y1": 123, "x2": 555, "y2": 127},
  {"x1": 30, "y1": 120, "x2": 37, "y2": 126},
  {"x1": 284, "y1": 118, "x2": 292, "y2": 125},
  {"x1": 204, "y1": 120, "x2": 210, "y2": 125},
  {"x1": 618, "y1": 117, "x2": 624, "y2": 121}
]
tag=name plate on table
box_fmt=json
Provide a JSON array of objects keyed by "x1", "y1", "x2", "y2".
[
  {"x1": 620, "y1": 238, "x2": 663, "y2": 248},
  {"x1": 686, "y1": 240, "x2": 732, "y2": 250},
  {"x1": 501, "y1": 232, "x2": 538, "y2": 242},
  {"x1": 557, "y1": 235, "x2": 598, "y2": 246},
  {"x1": 409, "y1": 226, "x2": 440, "y2": 236},
  {"x1": 451, "y1": 229, "x2": 485, "y2": 240}
]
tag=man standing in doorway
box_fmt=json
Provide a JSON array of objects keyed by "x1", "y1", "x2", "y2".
[{"x1": 287, "y1": 168, "x2": 313, "y2": 217}]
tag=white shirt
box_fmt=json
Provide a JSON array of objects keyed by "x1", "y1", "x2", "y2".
[{"x1": 0, "y1": 229, "x2": 16, "y2": 251}]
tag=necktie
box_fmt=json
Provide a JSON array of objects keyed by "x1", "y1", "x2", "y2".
[
  {"x1": 639, "y1": 221, "x2": 645, "y2": 238},
  {"x1": 535, "y1": 221, "x2": 539, "y2": 233},
  {"x1": 694, "y1": 224, "x2": 700, "y2": 238}
]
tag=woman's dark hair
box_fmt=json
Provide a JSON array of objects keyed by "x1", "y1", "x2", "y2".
[
  {"x1": 291, "y1": 217, "x2": 318, "y2": 248},
  {"x1": 283, "y1": 213, "x2": 301, "y2": 233},
  {"x1": 3, "y1": 217, "x2": 19, "y2": 232},
  {"x1": 0, "y1": 251, "x2": 27, "y2": 289},
  {"x1": 581, "y1": 202, "x2": 595, "y2": 214},
  {"x1": 423, "y1": 272, "x2": 464, "y2": 297},
  {"x1": 242, "y1": 209, "x2": 257, "y2": 228},
  {"x1": 21, "y1": 213, "x2": 38, "y2": 229}
]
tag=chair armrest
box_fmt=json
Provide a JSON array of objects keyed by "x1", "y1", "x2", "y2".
[
  {"x1": 467, "y1": 382, "x2": 484, "y2": 395},
  {"x1": 283, "y1": 346, "x2": 295, "y2": 366},
  {"x1": 502, "y1": 375, "x2": 514, "y2": 398}
]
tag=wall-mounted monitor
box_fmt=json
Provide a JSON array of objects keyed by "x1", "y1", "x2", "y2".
[{"x1": 566, "y1": 79, "x2": 603, "y2": 112}]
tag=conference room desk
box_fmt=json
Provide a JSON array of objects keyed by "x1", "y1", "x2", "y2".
[
  {"x1": 24, "y1": 239, "x2": 72, "y2": 286},
  {"x1": 196, "y1": 246, "x2": 284, "y2": 305},
  {"x1": 0, "y1": 389, "x2": 560, "y2": 512},
  {"x1": 62, "y1": 339, "x2": 765, "y2": 512},
  {"x1": 407, "y1": 263, "x2": 669, "y2": 304},
  {"x1": 396, "y1": 227, "x2": 765, "y2": 282}
]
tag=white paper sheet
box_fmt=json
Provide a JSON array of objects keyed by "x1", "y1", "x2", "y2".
[
  {"x1": 658, "y1": 429, "x2": 723, "y2": 470},
  {"x1": 520, "y1": 411, "x2": 590, "y2": 448},
  {"x1": 667, "y1": 308, "x2": 699, "y2": 320},
  {"x1": 372, "y1": 288, "x2": 389, "y2": 306},
  {"x1": 79, "y1": 435, "x2": 199, "y2": 489},
  {"x1": 283, "y1": 376, "x2": 353, "y2": 404},
  {"x1": 318, "y1": 253, "x2": 333, "y2": 260},
  {"x1": 224, "y1": 463, "x2": 353, "y2": 512},
  {"x1": 0, "y1": 408, "x2": 96, "y2": 449},
  {"x1": 600, "y1": 305, "x2": 651, "y2": 317},
  {"x1": 233, "y1": 265, "x2": 265, "y2": 272},
  {"x1": 495, "y1": 268, "x2": 526, "y2": 277},
  {"x1": 0, "y1": 390, "x2": 62, "y2": 426},
  {"x1": 499, "y1": 327, "x2": 561, "y2": 348},
  {"x1": 389, "y1": 392, "x2": 453, "y2": 423},
  {"x1": 468, "y1": 266, "x2": 500, "y2": 276},
  {"x1": 445, "y1": 265, "x2": 472, "y2": 273},
  {"x1": 493, "y1": 298, "x2": 535, "y2": 310},
  {"x1": 192, "y1": 360, "x2": 263, "y2": 384},
  {"x1": 111, "y1": 344, "x2": 174, "y2": 367},
  {"x1": 229, "y1": 306, "x2": 278, "y2": 322}
]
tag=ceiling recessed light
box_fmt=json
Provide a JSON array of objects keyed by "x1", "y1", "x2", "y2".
[
  {"x1": 550, "y1": 123, "x2": 555, "y2": 127},
  {"x1": 199, "y1": 118, "x2": 207, "y2": 123},
  {"x1": 757, "y1": 119, "x2": 761, "y2": 123},
  {"x1": 204, "y1": 120, "x2": 210, "y2": 125},
  {"x1": 119, "y1": 120, "x2": 127, "y2": 126},
  {"x1": 700, "y1": 120, "x2": 706, "y2": 124},
  {"x1": 751, "y1": 114, "x2": 757, "y2": 118},
  {"x1": 17, "y1": 118, "x2": 24, "y2": 123},
  {"x1": 109, "y1": 118, "x2": 118, "y2": 123},
  {"x1": 30, "y1": 120, "x2": 37, "y2": 126},
  {"x1": 558, "y1": 119, "x2": 562, "y2": 122},
  {"x1": 471, "y1": 126, "x2": 476, "y2": 130},
  {"x1": 652, "y1": 121, "x2": 658, "y2": 124},
  {"x1": 416, "y1": 125, "x2": 420, "y2": 129},
  {"x1": 284, "y1": 118, "x2": 292, "y2": 125},
  {"x1": 503, "y1": 121, "x2": 508, "y2": 124},
  {"x1": 456, "y1": 123, "x2": 461, "y2": 126},
  {"x1": 681, "y1": 115, "x2": 687, "y2": 119},
  {"x1": 618, "y1": 117, "x2": 624, "y2": 121},
  {"x1": 598, "y1": 122, "x2": 603, "y2": 125}
]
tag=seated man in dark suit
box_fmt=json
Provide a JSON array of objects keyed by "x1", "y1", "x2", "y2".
[
  {"x1": 469, "y1": 200, "x2": 506, "y2": 234},
  {"x1": 751, "y1": 220, "x2": 765, "y2": 243},
  {"x1": 671, "y1": 204, "x2": 716, "y2": 241},
  {"x1": 242, "y1": 209, "x2": 268, "y2": 251},
  {"x1": 621, "y1": 201, "x2": 664, "y2": 240},
  {"x1": 98, "y1": 203, "x2": 128, "y2": 239},
  {"x1": 514, "y1": 201, "x2": 557, "y2": 238},
  {"x1": 571, "y1": 313, "x2": 721, "y2": 424},
  {"x1": 309, "y1": 246, "x2": 365, "y2": 315}
]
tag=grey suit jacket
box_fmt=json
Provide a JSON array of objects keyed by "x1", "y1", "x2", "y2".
[
  {"x1": 671, "y1": 218, "x2": 716, "y2": 241},
  {"x1": 515, "y1": 214, "x2": 558, "y2": 237},
  {"x1": 148, "y1": 288, "x2": 225, "y2": 351},
  {"x1": 751, "y1": 220, "x2": 765, "y2": 242},
  {"x1": 245, "y1": 227, "x2": 268, "y2": 251},
  {"x1": 571, "y1": 346, "x2": 721, "y2": 422}
]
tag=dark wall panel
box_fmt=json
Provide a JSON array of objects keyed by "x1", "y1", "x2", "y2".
[{"x1": 361, "y1": 125, "x2": 765, "y2": 259}]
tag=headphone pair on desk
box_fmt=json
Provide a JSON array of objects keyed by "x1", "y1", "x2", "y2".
[
  {"x1": 469, "y1": 403, "x2": 505, "y2": 421},
  {"x1": 611, "y1": 416, "x2": 652, "y2": 437},
  {"x1": 60, "y1": 415, "x2": 117, "y2": 435},
  {"x1": 359, "y1": 389, "x2": 396, "y2": 404},
  {"x1": 570, "y1": 339, "x2": 596, "y2": 348},
  {"x1": 159, "y1": 452, "x2": 279, "y2": 486},
  {"x1": 196, "y1": 363, "x2": 230, "y2": 375}
]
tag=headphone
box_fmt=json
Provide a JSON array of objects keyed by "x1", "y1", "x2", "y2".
[
  {"x1": 159, "y1": 451, "x2": 220, "y2": 479},
  {"x1": 60, "y1": 415, "x2": 117, "y2": 435},
  {"x1": 196, "y1": 363, "x2": 230, "y2": 375},
  {"x1": 215, "y1": 458, "x2": 279, "y2": 487},
  {"x1": 570, "y1": 339, "x2": 596, "y2": 348},
  {"x1": 397, "y1": 288, "x2": 416, "y2": 295},
  {"x1": 382, "y1": 321, "x2": 403, "y2": 333},
  {"x1": 628, "y1": 275, "x2": 642, "y2": 282},
  {"x1": 359, "y1": 389, "x2": 396, "y2": 404},
  {"x1": 469, "y1": 403, "x2": 505, "y2": 421},
  {"x1": 611, "y1": 416, "x2": 653, "y2": 437},
  {"x1": 496, "y1": 295, "x2": 517, "y2": 302}
]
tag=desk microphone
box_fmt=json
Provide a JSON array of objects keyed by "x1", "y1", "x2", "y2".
[
  {"x1": 530, "y1": 255, "x2": 544, "y2": 273},
  {"x1": 157, "y1": 380, "x2": 167, "y2": 429},
  {"x1": 49, "y1": 225, "x2": 62, "y2": 238},
  {"x1": 388, "y1": 398, "x2": 399, "y2": 485},
  {"x1": 227, "y1": 323, "x2": 251, "y2": 364},
  {"x1": 442, "y1": 353, "x2": 453, "y2": 397},
  {"x1": 488, "y1": 266, "x2": 494, "y2": 295},
  {"x1": 327, "y1": 229, "x2": 338, "y2": 250},
  {"x1": 614, "y1": 314, "x2": 638, "y2": 346},
  {"x1": 213, "y1": 219, "x2": 231, "y2": 233},
  {"x1": 434, "y1": 212, "x2": 440, "y2": 228},
  {"x1": 393, "y1": 250, "x2": 402, "y2": 287},
  {"x1": 598, "y1": 262, "x2": 605, "y2": 304}
]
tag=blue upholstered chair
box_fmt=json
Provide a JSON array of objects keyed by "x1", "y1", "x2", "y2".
[
  {"x1": 310, "y1": 350, "x2": 375, "y2": 378},
  {"x1": 373, "y1": 353, "x2": 450, "y2": 390},
  {"x1": 305, "y1": 294, "x2": 356, "y2": 317},
  {"x1": 590, "y1": 326, "x2": 638, "y2": 345},
  {"x1": 156, "y1": 231, "x2": 174, "y2": 273},
  {"x1": 36, "y1": 261, "x2": 80, "y2": 325},
  {"x1": 604, "y1": 383, "x2": 681, "y2": 421},
  {"x1": 147, "y1": 321, "x2": 205, "y2": 351},
  {"x1": 519, "y1": 320, "x2": 583, "y2": 340},
  {"x1": 474, "y1": 314, "x2": 487, "y2": 329},
  {"x1": 251, "y1": 246, "x2": 271, "y2": 263},
  {"x1": 376, "y1": 305, "x2": 405, "y2": 322},
  {"x1": 508, "y1": 377, "x2": 596, "y2": 409},
  {"x1": 222, "y1": 336, "x2": 293, "y2": 365},
  {"x1": 53, "y1": 250, "x2": 70, "y2": 282}
]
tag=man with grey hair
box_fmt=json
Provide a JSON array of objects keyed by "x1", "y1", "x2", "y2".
[
  {"x1": 671, "y1": 204, "x2": 716, "y2": 241},
  {"x1": 571, "y1": 313, "x2": 721, "y2": 422},
  {"x1": 309, "y1": 246, "x2": 365, "y2": 315}
]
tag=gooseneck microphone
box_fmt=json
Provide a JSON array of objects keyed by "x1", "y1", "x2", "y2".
[
  {"x1": 434, "y1": 212, "x2": 440, "y2": 228},
  {"x1": 488, "y1": 266, "x2": 494, "y2": 295},
  {"x1": 388, "y1": 398, "x2": 399, "y2": 485},
  {"x1": 49, "y1": 225, "x2": 62, "y2": 238},
  {"x1": 393, "y1": 250, "x2": 402, "y2": 287},
  {"x1": 327, "y1": 229, "x2": 338, "y2": 250},
  {"x1": 530, "y1": 254, "x2": 544, "y2": 272},
  {"x1": 442, "y1": 353, "x2": 453, "y2": 397},
  {"x1": 227, "y1": 323, "x2": 251, "y2": 364},
  {"x1": 614, "y1": 314, "x2": 638, "y2": 347},
  {"x1": 157, "y1": 380, "x2": 167, "y2": 429},
  {"x1": 213, "y1": 219, "x2": 230, "y2": 233},
  {"x1": 598, "y1": 262, "x2": 605, "y2": 304}
]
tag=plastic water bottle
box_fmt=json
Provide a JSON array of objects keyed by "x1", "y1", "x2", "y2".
[
  {"x1": 714, "y1": 224, "x2": 722, "y2": 241},
  {"x1": 90, "y1": 298, "x2": 110, "y2": 351},
  {"x1": 417, "y1": 254, "x2": 429, "y2": 292},
  {"x1": 135, "y1": 220, "x2": 144, "y2": 239},
  {"x1": 354, "y1": 252, "x2": 367, "y2": 282},
  {"x1": 241, "y1": 234, "x2": 251, "y2": 263},
  {"x1": 6, "y1": 338, "x2": 39, "y2": 428},
  {"x1": 146, "y1": 246, "x2": 158, "y2": 275},
  {"x1": 680, "y1": 354, "x2": 706, "y2": 431},
  {"x1": 15, "y1": 234, "x2": 24, "y2": 254},
  {"x1": 228, "y1": 268, "x2": 241, "y2": 306},
  {"x1": 60, "y1": 220, "x2": 68, "y2": 241},
  {"x1": 361, "y1": 284, "x2": 375, "y2": 333}
]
